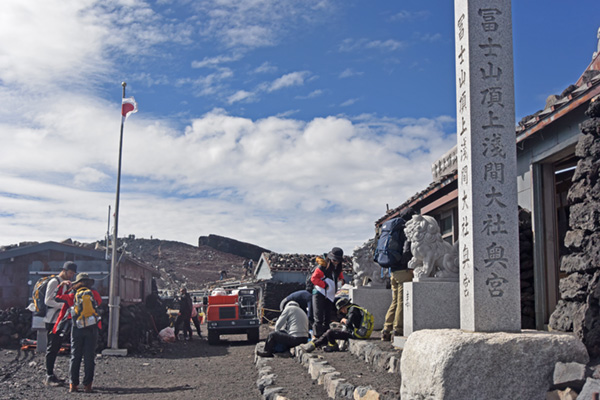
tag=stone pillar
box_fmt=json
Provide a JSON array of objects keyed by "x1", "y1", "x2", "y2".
[{"x1": 455, "y1": 0, "x2": 521, "y2": 332}]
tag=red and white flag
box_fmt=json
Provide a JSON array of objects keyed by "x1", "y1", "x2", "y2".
[{"x1": 121, "y1": 97, "x2": 138, "y2": 119}]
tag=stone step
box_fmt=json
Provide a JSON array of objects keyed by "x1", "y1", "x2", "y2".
[{"x1": 254, "y1": 336, "x2": 402, "y2": 400}]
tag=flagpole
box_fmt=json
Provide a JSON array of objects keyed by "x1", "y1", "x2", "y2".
[{"x1": 104, "y1": 82, "x2": 128, "y2": 356}]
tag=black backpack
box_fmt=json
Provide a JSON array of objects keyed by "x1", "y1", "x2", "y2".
[{"x1": 373, "y1": 217, "x2": 407, "y2": 268}]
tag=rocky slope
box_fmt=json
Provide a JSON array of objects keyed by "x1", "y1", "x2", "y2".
[{"x1": 114, "y1": 237, "x2": 254, "y2": 292}]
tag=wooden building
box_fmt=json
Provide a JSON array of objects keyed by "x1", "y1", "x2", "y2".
[{"x1": 0, "y1": 241, "x2": 159, "y2": 309}]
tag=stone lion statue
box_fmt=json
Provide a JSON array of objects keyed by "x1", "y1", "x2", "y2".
[
  {"x1": 352, "y1": 239, "x2": 387, "y2": 288},
  {"x1": 405, "y1": 214, "x2": 459, "y2": 280}
]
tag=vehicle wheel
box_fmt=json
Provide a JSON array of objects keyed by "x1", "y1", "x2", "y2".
[
  {"x1": 247, "y1": 327, "x2": 259, "y2": 343},
  {"x1": 208, "y1": 330, "x2": 219, "y2": 345}
]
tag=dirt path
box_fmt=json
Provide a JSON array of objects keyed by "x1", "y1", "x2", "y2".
[{"x1": 1, "y1": 332, "x2": 265, "y2": 400}]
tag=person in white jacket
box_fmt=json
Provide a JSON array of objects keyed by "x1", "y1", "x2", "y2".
[
  {"x1": 44, "y1": 261, "x2": 77, "y2": 385},
  {"x1": 256, "y1": 301, "x2": 309, "y2": 357}
]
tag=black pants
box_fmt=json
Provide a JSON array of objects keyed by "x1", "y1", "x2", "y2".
[
  {"x1": 312, "y1": 293, "x2": 333, "y2": 338},
  {"x1": 191, "y1": 315, "x2": 202, "y2": 337},
  {"x1": 174, "y1": 314, "x2": 192, "y2": 339},
  {"x1": 46, "y1": 322, "x2": 63, "y2": 376},
  {"x1": 314, "y1": 328, "x2": 352, "y2": 348},
  {"x1": 264, "y1": 331, "x2": 308, "y2": 354}
]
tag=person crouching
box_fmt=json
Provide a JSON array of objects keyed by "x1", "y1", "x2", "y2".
[{"x1": 301, "y1": 298, "x2": 373, "y2": 353}]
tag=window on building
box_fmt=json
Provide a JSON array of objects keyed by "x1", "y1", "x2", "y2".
[{"x1": 439, "y1": 211, "x2": 454, "y2": 244}]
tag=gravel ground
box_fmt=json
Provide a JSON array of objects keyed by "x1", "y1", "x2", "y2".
[
  {"x1": 0, "y1": 325, "x2": 403, "y2": 400},
  {"x1": 0, "y1": 326, "x2": 265, "y2": 400}
]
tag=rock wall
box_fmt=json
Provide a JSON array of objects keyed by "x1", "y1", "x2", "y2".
[
  {"x1": 0, "y1": 308, "x2": 33, "y2": 347},
  {"x1": 519, "y1": 208, "x2": 535, "y2": 329},
  {"x1": 198, "y1": 234, "x2": 271, "y2": 261},
  {"x1": 259, "y1": 281, "x2": 306, "y2": 323},
  {"x1": 549, "y1": 97, "x2": 600, "y2": 357}
]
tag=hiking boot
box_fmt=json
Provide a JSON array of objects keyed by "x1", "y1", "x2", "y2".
[
  {"x1": 45, "y1": 374, "x2": 65, "y2": 386},
  {"x1": 381, "y1": 330, "x2": 391, "y2": 341},
  {"x1": 338, "y1": 339, "x2": 349, "y2": 351},
  {"x1": 69, "y1": 384, "x2": 79, "y2": 393},
  {"x1": 83, "y1": 383, "x2": 93, "y2": 393},
  {"x1": 301, "y1": 341, "x2": 316, "y2": 353},
  {"x1": 323, "y1": 343, "x2": 339, "y2": 353}
]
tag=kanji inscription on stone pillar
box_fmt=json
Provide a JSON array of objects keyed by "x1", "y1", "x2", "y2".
[{"x1": 455, "y1": 0, "x2": 521, "y2": 332}]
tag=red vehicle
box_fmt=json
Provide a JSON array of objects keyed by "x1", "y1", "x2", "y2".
[{"x1": 205, "y1": 287, "x2": 261, "y2": 345}]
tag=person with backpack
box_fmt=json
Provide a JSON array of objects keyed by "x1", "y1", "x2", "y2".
[
  {"x1": 55, "y1": 273, "x2": 102, "y2": 393},
  {"x1": 378, "y1": 207, "x2": 416, "y2": 341},
  {"x1": 279, "y1": 289, "x2": 313, "y2": 327},
  {"x1": 42, "y1": 261, "x2": 77, "y2": 386},
  {"x1": 310, "y1": 247, "x2": 345, "y2": 339},
  {"x1": 301, "y1": 297, "x2": 374, "y2": 353}
]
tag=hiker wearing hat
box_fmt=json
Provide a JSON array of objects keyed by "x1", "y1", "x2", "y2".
[
  {"x1": 310, "y1": 247, "x2": 346, "y2": 338},
  {"x1": 55, "y1": 272, "x2": 102, "y2": 393},
  {"x1": 43, "y1": 261, "x2": 77, "y2": 386},
  {"x1": 256, "y1": 300, "x2": 310, "y2": 358},
  {"x1": 301, "y1": 297, "x2": 373, "y2": 353}
]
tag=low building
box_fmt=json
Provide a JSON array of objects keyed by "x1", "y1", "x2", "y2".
[
  {"x1": 254, "y1": 252, "x2": 353, "y2": 284},
  {"x1": 0, "y1": 240, "x2": 159, "y2": 309}
]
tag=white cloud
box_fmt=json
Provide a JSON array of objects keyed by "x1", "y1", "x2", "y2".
[
  {"x1": 339, "y1": 68, "x2": 363, "y2": 79},
  {"x1": 296, "y1": 90, "x2": 323, "y2": 100},
  {"x1": 228, "y1": 90, "x2": 255, "y2": 104},
  {"x1": 0, "y1": 90, "x2": 456, "y2": 252},
  {"x1": 389, "y1": 10, "x2": 429, "y2": 21},
  {"x1": 268, "y1": 71, "x2": 310, "y2": 92},
  {"x1": 191, "y1": 54, "x2": 243, "y2": 69},
  {"x1": 339, "y1": 38, "x2": 406, "y2": 53},
  {"x1": 194, "y1": 0, "x2": 335, "y2": 49},
  {"x1": 253, "y1": 62, "x2": 278, "y2": 74},
  {"x1": 340, "y1": 98, "x2": 359, "y2": 107},
  {"x1": 0, "y1": 0, "x2": 191, "y2": 89},
  {"x1": 177, "y1": 68, "x2": 235, "y2": 96}
]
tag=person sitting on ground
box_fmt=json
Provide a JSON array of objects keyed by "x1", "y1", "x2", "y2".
[
  {"x1": 301, "y1": 298, "x2": 373, "y2": 353},
  {"x1": 279, "y1": 289, "x2": 313, "y2": 327},
  {"x1": 256, "y1": 300, "x2": 309, "y2": 358}
]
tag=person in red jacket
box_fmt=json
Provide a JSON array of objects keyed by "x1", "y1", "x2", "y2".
[
  {"x1": 310, "y1": 247, "x2": 345, "y2": 338},
  {"x1": 55, "y1": 273, "x2": 102, "y2": 393}
]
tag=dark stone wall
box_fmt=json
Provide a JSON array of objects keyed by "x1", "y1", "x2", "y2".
[
  {"x1": 519, "y1": 208, "x2": 535, "y2": 329},
  {"x1": 198, "y1": 234, "x2": 270, "y2": 261},
  {"x1": 549, "y1": 97, "x2": 600, "y2": 358},
  {"x1": 258, "y1": 281, "x2": 305, "y2": 324}
]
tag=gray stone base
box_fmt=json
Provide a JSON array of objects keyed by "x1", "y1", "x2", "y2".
[
  {"x1": 400, "y1": 329, "x2": 589, "y2": 400},
  {"x1": 349, "y1": 287, "x2": 391, "y2": 330},
  {"x1": 403, "y1": 280, "x2": 459, "y2": 336},
  {"x1": 101, "y1": 348, "x2": 128, "y2": 356}
]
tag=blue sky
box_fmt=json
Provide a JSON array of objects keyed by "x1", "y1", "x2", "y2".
[{"x1": 0, "y1": 1, "x2": 598, "y2": 254}]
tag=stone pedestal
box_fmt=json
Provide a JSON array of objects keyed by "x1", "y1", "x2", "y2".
[
  {"x1": 403, "y1": 280, "x2": 460, "y2": 336},
  {"x1": 400, "y1": 330, "x2": 589, "y2": 400},
  {"x1": 32, "y1": 316, "x2": 46, "y2": 353},
  {"x1": 349, "y1": 287, "x2": 391, "y2": 330}
]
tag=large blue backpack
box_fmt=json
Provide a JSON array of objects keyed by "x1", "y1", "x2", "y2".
[{"x1": 373, "y1": 217, "x2": 407, "y2": 268}]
